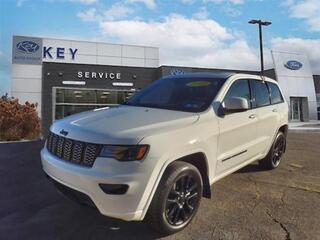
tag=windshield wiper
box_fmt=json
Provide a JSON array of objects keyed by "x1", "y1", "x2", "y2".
[
  {"x1": 139, "y1": 103, "x2": 165, "y2": 108},
  {"x1": 122, "y1": 102, "x2": 186, "y2": 111},
  {"x1": 121, "y1": 101, "x2": 134, "y2": 106}
]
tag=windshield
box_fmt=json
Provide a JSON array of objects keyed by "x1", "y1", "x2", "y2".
[{"x1": 123, "y1": 77, "x2": 226, "y2": 112}]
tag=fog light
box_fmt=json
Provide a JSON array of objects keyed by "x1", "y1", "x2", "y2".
[{"x1": 99, "y1": 183, "x2": 128, "y2": 195}]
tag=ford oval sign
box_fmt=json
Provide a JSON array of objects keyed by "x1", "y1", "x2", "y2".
[
  {"x1": 16, "y1": 41, "x2": 40, "y2": 54},
  {"x1": 284, "y1": 60, "x2": 303, "y2": 70},
  {"x1": 170, "y1": 69, "x2": 185, "y2": 75}
]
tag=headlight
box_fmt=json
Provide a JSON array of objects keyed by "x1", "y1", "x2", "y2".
[{"x1": 99, "y1": 145, "x2": 149, "y2": 161}]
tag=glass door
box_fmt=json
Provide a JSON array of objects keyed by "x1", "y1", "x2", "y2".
[{"x1": 290, "y1": 98, "x2": 301, "y2": 121}]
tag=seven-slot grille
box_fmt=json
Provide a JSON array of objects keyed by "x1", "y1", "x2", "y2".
[{"x1": 46, "y1": 131, "x2": 102, "y2": 167}]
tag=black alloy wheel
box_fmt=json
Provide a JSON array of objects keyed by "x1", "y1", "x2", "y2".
[
  {"x1": 259, "y1": 131, "x2": 286, "y2": 170},
  {"x1": 146, "y1": 161, "x2": 203, "y2": 235},
  {"x1": 165, "y1": 175, "x2": 199, "y2": 226},
  {"x1": 272, "y1": 135, "x2": 285, "y2": 167}
]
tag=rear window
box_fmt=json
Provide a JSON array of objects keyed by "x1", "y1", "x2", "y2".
[
  {"x1": 251, "y1": 80, "x2": 270, "y2": 108},
  {"x1": 267, "y1": 82, "x2": 284, "y2": 104}
]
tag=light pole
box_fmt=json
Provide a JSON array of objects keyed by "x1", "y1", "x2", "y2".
[{"x1": 248, "y1": 19, "x2": 272, "y2": 76}]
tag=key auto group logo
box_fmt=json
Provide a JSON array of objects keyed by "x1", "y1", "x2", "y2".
[
  {"x1": 16, "y1": 40, "x2": 40, "y2": 54},
  {"x1": 13, "y1": 37, "x2": 42, "y2": 64}
]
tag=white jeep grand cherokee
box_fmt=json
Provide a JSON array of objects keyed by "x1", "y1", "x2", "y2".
[{"x1": 41, "y1": 73, "x2": 288, "y2": 234}]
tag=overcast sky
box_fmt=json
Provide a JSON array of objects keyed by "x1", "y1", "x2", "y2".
[{"x1": 1, "y1": 0, "x2": 320, "y2": 95}]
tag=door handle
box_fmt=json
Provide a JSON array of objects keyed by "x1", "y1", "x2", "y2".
[
  {"x1": 249, "y1": 114, "x2": 256, "y2": 119},
  {"x1": 272, "y1": 109, "x2": 277, "y2": 112}
]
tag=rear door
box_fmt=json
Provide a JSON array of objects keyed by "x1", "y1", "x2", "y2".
[
  {"x1": 250, "y1": 79, "x2": 279, "y2": 155},
  {"x1": 216, "y1": 79, "x2": 258, "y2": 175}
]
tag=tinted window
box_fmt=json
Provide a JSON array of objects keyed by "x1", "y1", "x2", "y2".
[
  {"x1": 123, "y1": 77, "x2": 226, "y2": 112},
  {"x1": 251, "y1": 80, "x2": 270, "y2": 107},
  {"x1": 267, "y1": 82, "x2": 284, "y2": 104},
  {"x1": 224, "y1": 80, "x2": 251, "y2": 108}
]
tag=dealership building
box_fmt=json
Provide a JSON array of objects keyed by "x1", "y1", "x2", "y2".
[{"x1": 11, "y1": 36, "x2": 320, "y2": 135}]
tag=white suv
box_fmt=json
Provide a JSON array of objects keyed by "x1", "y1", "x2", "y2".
[{"x1": 41, "y1": 73, "x2": 288, "y2": 234}]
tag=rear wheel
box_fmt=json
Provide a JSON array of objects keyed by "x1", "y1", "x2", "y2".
[
  {"x1": 259, "y1": 131, "x2": 286, "y2": 169},
  {"x1": 146, "y1": 161, "x2": 203, "y2": 235}
]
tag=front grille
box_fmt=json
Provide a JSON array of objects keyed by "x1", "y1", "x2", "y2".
[{"x1": 46, "y1": 131, "x2": 102, "y2": 167}]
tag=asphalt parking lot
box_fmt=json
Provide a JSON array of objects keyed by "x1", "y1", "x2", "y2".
[{"x1": 0, "y1": 131, "x2": 319, "y2": 240}]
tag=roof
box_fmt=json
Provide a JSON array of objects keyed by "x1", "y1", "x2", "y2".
[
  {"x1": 162, "y1": 72, "x2": 279, "y2": 85},
  {"x1": 162, "y1": 72, "x2": 235, "y2": 79}
]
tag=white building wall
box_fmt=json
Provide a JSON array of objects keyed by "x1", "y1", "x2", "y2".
[
  {"x1": 271, "y1": 50, "x2": 317, "y2": 120},
  {"x1": 42, "y1": 38, "x2": 159, "y2": 68},
  {"x1": 11, "y1": 64, "x2": 42, "y2": 115}
]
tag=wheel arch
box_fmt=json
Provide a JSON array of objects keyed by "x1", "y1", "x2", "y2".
[
  {"x1": 141, "y1": 151, "x2": 212, "y2": 220},
  {"x1": 278, "y1": 124, "x2": 288, "y2": 136},
  {"x1": 175, "y1": 152, "x2": 211, "y2": 199}
]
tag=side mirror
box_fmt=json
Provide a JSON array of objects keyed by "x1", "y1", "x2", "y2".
[{"x1": 222, "y1": 97, "x2": 249, "y2": 114}]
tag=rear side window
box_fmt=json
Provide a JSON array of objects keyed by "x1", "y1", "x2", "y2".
[
  {"x1": 267, "y1": 82, "x2": 284, "y2": 104},
  {"x1": 224, "y1": 80, "x2": 251, "y2": 108},
  {"x1": 250, "y1": 80, "x2": 270, "y2": 108}
]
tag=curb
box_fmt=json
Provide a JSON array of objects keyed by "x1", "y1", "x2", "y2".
[
  {"x1": 0, "y1": 138, "x2": 43, "y2": 144},
  {"x1": 289, "y1": 128, "x2": 320, "y2": 132}
]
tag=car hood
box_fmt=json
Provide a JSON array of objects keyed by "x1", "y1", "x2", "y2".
[{"x1": 50, "y1": 105, "x2": 199, "y2": 144}]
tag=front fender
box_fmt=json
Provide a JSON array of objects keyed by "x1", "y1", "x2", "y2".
[
  {"x1": 136, "y1": 123, "x2": 218, "y2": 219},
  {"x1": 139, "y1": 147, "x2": 210, "y2": 220}
]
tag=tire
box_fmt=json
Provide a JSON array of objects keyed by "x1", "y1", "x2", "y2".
[
  {"x1": 259, "y1": 131, "x2": 286, "y2": 170},
  {"x1": 146, "y1": 161, "x2": 203, "y2": 235}
]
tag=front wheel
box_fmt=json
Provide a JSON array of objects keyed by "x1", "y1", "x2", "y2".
[
  {"x1": 146, "y1": 161, "x2": 203, "y2": 235},
  {"x1": 259, "y1": 131, "x2": 286, "y2": 170}
]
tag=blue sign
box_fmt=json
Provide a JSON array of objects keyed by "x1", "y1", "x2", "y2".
[
  {"x1": 284, "y1": 60, "x2": 303, "y2": 70},
  {"x1": 16, "y1": 41, "x2": 40, "y2": 54}
]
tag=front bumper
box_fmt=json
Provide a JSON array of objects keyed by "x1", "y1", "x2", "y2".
[
  {"x1": 48, "y1": 175, "x2": 97, "y2": 208},
  {"x1": 41, "y1": 147, "x2": 155, "y2": 221}
]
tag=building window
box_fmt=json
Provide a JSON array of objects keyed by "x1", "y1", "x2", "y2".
[
  {"x1": 54, "y1": 88, "x2": 135, "y2": 120},
  {"x1": 317, "y1": 94, "x2": 320, "y2": 107}
]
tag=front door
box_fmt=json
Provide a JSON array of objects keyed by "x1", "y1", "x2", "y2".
[{"x1": 216, "y1": 79, "x2": 258, "y2": 175}]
